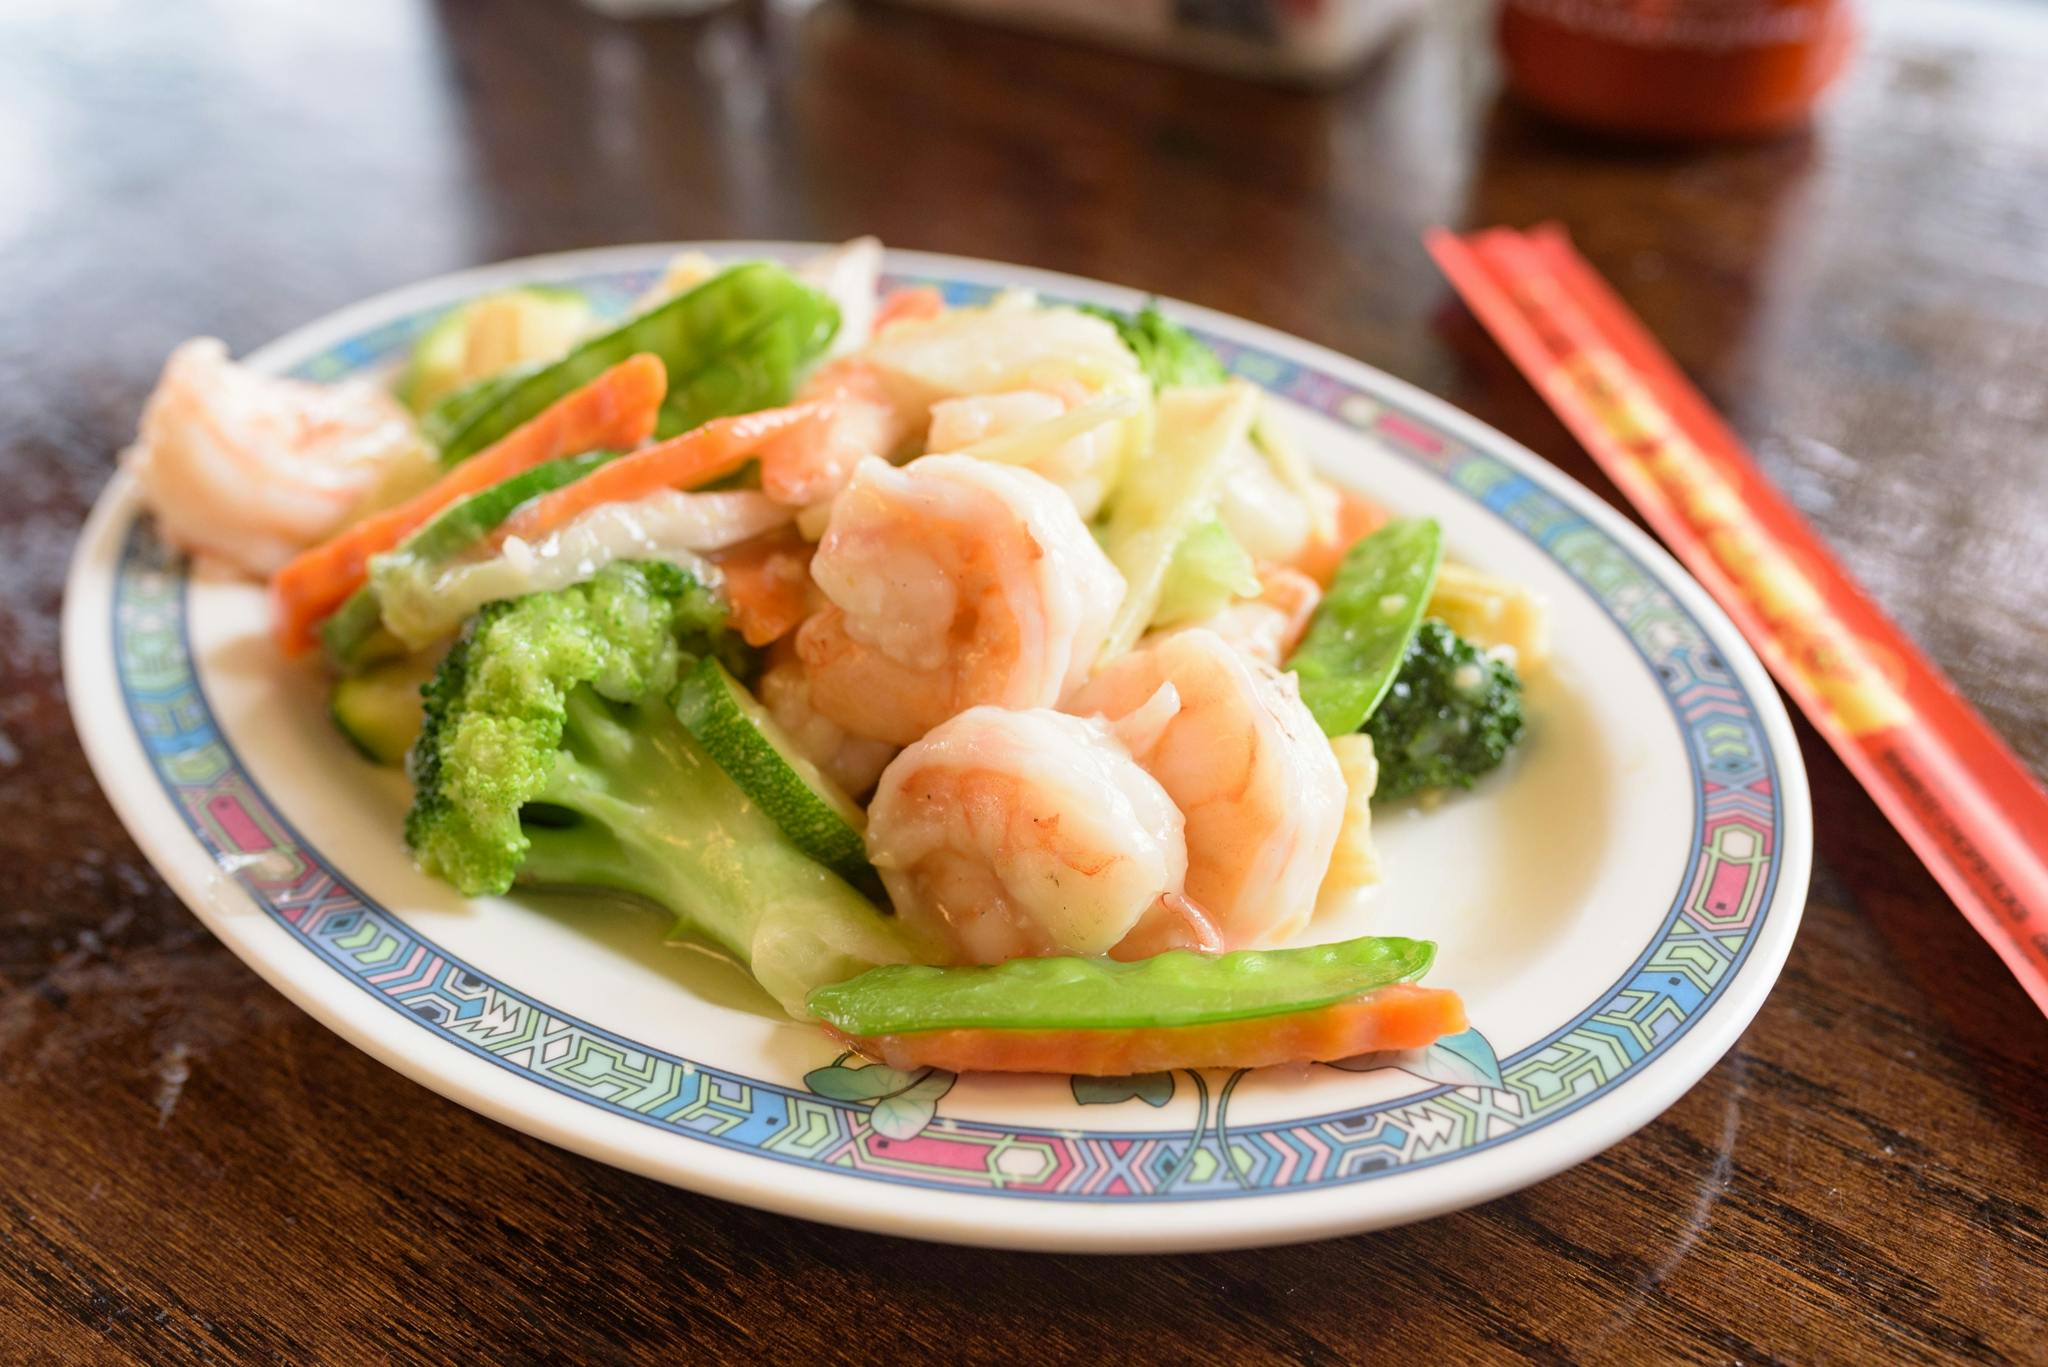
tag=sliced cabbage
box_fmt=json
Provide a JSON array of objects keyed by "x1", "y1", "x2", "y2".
[
  {"x1": 796, "y1": 237, "x2": 882, "y2": 361},
  {"x1": 929, "y1": 386, "x2": 1145, "y2": 518},
  {"x1": 1151, "y1": 516, "x2": 1262, "y2": 628},
  {"x1": 1215, "y1": 407, "x2": 1341, "y2": 565},
  {"x1": 372, "y1": 489, "x2": 790, "y2": 649},
  {"x1": 861, "y1": 300, "x2": 1141, "y2": 406},
  {"x1": 1249, "y1": 401, "x2": 1337, "y2": 544},
  {"x1": 862, "y1": 299, "x2": 1154, "y2": 507},
  {"x1": 937, "y1": 389, "x2": 1137, "y2": 467},
  {"x1": 1098, "y1": 380, "x2": 1260, "y2": 659}
]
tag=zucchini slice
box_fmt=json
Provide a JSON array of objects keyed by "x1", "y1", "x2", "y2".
[
  {"x1": 330, "y1": 654, "x2": 439, "y2": 767},
  {"x1": 674, "y1": 656, "x2": 878, "y2": 894}
]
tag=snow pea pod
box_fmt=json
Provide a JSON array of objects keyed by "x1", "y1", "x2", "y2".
[
  {"x1": 807, "y1": 937, "x2": 1463, "y2": 1076},
  {"x1": 423, "y1": 261, "x2": 839, "y2": 464},
  {"x1": 1285, "y1": 516, "x2": 1443, "y2": 737},
  {"x1": 811, "y1": 935, "x2": 1436, "y2": 1034}
]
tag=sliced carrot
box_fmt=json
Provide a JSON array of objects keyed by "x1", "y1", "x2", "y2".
[
  {"x1": 270, "y1": 353, "x2": 667, "y2": 655},
  {"x1": 710, "y1": 527, "x2": 815, "y2": 647},
  {"x1": 1292, "y1": 486, "x2": 1390, "y2": 587},
  {"x1": 874, "y1": 285, "x2": 945, "y2": 333},
  {"x1": 828, "y1": 983, "x2": 1467, "y2": 1076},
  {"x1": 490, "y1": 402, "x2": 820, "y2": 550}
]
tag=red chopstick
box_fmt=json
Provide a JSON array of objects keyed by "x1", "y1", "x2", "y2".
[{"x1": 1428, "y1": 223, "x2": 2048, "y2": 1015}]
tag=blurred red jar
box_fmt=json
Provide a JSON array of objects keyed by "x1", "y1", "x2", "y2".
[{"x1": 1499, "y1": 0, "x2": 1855, "y2": 139}]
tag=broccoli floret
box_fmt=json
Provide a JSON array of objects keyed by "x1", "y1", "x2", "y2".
[
  {"x1": 1365, "y1": 620, "x2": 1526, "y2": 801},
  {"x1": 403, "y1": 560, "x2": 916, "y2": 1016},
  {"x1": 1076, "y1": 302, "x2": 1229, "y2": 390},
  {"x1": 405, "y1": 560, "x2": 733, "y2": 895}
]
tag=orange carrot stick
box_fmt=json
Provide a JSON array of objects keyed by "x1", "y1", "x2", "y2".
[
  {"x1": 489, "y1": 402, "x2": 820, "y2": 549},
  {"x1": 828, "y1": 984, "x2": 1467, "y2": 1076},
  {"x1": 270, "y1": 353, "x2": 667, "y2": 654},
  {"x1": 710, "y1": 527, "x2": 815, "y2": 647}
]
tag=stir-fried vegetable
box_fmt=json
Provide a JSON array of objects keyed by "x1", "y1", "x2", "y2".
[
  {"x1": 424, "y1": 261, "x2": 838, "y2": 462},
  {"x1": 1286, "y1": 516, "x2": 1444, "y2": 736},
  {"x1": 1317, "y1": 732, "x2": 1384, "y2": 908},
  {"x1": 398, "y1": 286, "x2": 597, "y2": 415},
  {"x1": 322, "y1": 449, "x2": 623, "y2": 668},
  {"x1": 808, "y1": 937, "x2": 1465, "y2": 1074},
  {"x1": 405, "y1": 557, "x2": 921, "y2": 1016},
  {"x1": 377, "y1": 489, "x2": 789, "y2": 657},
  {"x1": 404, "y1": 560, "x2": 917, "y2": 1015},
  {"x1": 859, "y1": 298, "x2": 1140, "y2": 406},
  {"x1": 487, "y1": 403, "x2": 815, "y2": 548},
  {"x1": 1098, "y1": 380, "x2": 1261, "y2": 658},
  {"x1": 815, "y1": 935, "x2": 1437, "y2": 1032},
  {"x1": 1075, "y1": 301, "x2": 1228, "y2": 391},
  {"x1": 940, "y1": 389, "x2": 1140, "y2": 468},
  {"x1": 1426, "y1": 560, "x2": 1551, "y2": 670},
  {"x1": 1151, "y1": 514, "x2": 1262, "y2": 627},
  {"x1": 676, "y1": 655, "x2": 878, "y2": 895},
  {"x1": 1368, "y1": 621, "x2": 1526, "y2": 800},
  {"x1": 522, "y1": 687, "x2": 917, "y2": 1017},
  {"x1": 405, "y1": 559, "x2": 733, "y2": 894},
  {"x1": 329, "y1": 651, "x2": 441, "y2": 767},
  {"x1": 272, "y1": 355, "x2": 667, "y2": 655}
]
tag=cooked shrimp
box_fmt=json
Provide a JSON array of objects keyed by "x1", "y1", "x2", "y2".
[
  {"x1": 758, "y1": 640, "x2": 898, "y2": 798},
  {"x1": 797, "y1": 455, "x2": 1125, "y2": 746},
  {"x1": 926, "y1": 380, "x2": 1121, "y2": 519},
  {"x1": 756, "y1": 360, "x2": 922, "y2": 507},
  {"x1": 1066, "y1": 627, "x2": 1344, "y2": 947},
  {"x1": 865, "y1": 706, "x2": 1197, "y2": 963},
  {"x1": 124, "y1": 339, "x2": 424, "y2": 576},
  {"x1": 1179, "y1": 564, "x2": 1322, "y2": 667}
]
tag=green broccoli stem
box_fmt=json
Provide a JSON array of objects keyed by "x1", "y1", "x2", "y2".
[{"x1": 517, "y1": 688, "x2": 922, "y2": 1017}]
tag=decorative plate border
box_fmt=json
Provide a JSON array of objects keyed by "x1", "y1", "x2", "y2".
[{"x1": 109, "y1": 266, "x2": 1782, "y2": 1202}]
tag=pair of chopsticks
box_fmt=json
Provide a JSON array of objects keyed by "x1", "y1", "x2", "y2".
[{"x1": 1429, "y1": 224, "x2": 2048, "y2": 1016}]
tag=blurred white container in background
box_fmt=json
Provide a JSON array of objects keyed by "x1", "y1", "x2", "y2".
[
  {"x1": 581, "y1": 0, "x2": 734, "y2": 16},
  {"x1": 875, "y1": 0, "x2": 1428, "y2": 83}
]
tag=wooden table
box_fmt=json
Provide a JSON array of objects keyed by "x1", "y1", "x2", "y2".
[{"x1": 4, "y1": 0, "x2": 2044, "y2": 1360}]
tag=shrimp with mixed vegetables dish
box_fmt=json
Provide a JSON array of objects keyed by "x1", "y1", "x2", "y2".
[{"x1": 119, "y1": 240, "x2": 1539, "y2": 1075}]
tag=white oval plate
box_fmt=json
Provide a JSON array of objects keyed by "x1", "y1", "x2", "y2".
[{"x1": 64, "y1": 245, "x2": 1809, "y2": 1252}]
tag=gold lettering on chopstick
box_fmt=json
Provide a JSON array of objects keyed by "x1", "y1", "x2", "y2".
[{"x1": 1564, "y1": 350, "x2": 1911, "y2": 737}]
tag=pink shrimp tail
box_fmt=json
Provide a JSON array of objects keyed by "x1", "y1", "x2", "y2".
[{"x1": 1112, "y1": 891, "x2": 1225, "y2": 961}]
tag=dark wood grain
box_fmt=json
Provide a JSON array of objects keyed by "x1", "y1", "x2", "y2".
[{"x1": 3, "y1": 0, "x2": 2045, "y2": 1361}]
